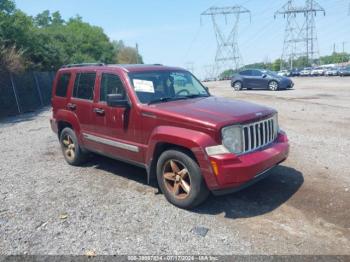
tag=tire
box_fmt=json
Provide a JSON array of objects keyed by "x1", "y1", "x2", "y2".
[
  {"x1": 59, "y1": 127, "x2": 87, "y2": 166},
  {"x1": 232, "y1": 81, "x2": 242, "y2": 91},
  {"x1": 268, "y1": 80, "x2": 279, "y2": 91},
  {"x1": 156, "y1": 149, "x2": 209, "y2": 209}
]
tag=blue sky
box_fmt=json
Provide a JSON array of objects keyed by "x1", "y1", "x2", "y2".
[{"x1": 16, "y1": 0, "x2": 350, "y2": 77}]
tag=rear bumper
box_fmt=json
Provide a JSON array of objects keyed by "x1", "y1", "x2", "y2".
[{"x1": 207, "y1": 131, "x2": 289, "y2": 194}]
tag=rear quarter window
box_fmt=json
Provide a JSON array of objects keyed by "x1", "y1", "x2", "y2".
[{"x1": 55, "y1": 73, "x2": 71, "y2": 97}]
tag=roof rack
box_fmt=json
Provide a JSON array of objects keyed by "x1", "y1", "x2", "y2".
[
  {"x1": 153, "y1": 63, "x2": 163, "y2": 66},
  {"x1": 61, "y1": 63, "x2": 105, "y2": 68}
]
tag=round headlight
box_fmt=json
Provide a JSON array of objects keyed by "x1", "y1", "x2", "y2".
[{"x1": 221, "y1": 126, "x2": 243, "y2": 154}]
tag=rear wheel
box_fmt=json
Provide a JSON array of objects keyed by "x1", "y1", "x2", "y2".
[
  {"x1": 156, "y1": 150, "x2": 209, "y2": 209},
  {"x1": 268, "y1": 80, "x2": 279, "y2": 91},
  {"x1": 60, "y1": 127, "x2": 87, "y2": 166},
  {"x1": 232, "y1": 81, "x2": 242, "y2": 91}
]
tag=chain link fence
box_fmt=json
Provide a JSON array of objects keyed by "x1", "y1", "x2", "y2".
[{"x1": 0, "y1": 71, "x2": 54, "y2": 118}]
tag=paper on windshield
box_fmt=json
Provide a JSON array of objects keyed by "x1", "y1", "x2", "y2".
[{"x1": 133, "y1": 79, "x2": 155, "y2": 93}]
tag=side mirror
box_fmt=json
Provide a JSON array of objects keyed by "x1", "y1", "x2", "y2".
[
  {"x1": 107, "y1": 94, "x2": 129, "y2": 108},
  {"x1": 262, "y1": 74, "x2": 267, "y2": 78}
]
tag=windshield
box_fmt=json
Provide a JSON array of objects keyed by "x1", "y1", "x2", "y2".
[{"x1": 128, "y1": 70, "x2": 209, "y2": 104}]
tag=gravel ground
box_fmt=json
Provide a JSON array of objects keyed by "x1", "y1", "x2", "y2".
[{"x1": 0, "y1": 77, "x2": 349, "y2": 255}]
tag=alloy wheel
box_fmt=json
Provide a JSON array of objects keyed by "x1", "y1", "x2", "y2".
[
  {"x1": 62, "y1": 134, "x2": 76, "y2": 161},
  {"x1": 269, "y1": 81, "x2": 278, "y2": 91},
  {"x1": 162, "y1": 159, "x2": 191, "y2": 199}
]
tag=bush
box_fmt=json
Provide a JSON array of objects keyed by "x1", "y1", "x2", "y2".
[{"x1": 0, "y1": 45, "x2": 27, "y2": 74}]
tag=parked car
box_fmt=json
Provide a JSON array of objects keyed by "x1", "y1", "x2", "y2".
[
  {"x1": 299, "y1": 67, "x2": 312, "y2": 76},
  {"x1": 231, "y1": 69, "x2": 294, "y2": 91},
  {"x1": 277, "y1": 70, "x2": 289, "y2": 77},
  {"x1": 339, "y1": 66, "x2": 350, "y2": 77},
  {"x1": 289, "y1": 69, "x2": 300, "y2": 77},
  {"x1": 325, "y1": 68, "x2": 340, "y2": 76},
  {"x1": 50, "y1": 63, "x2": 289, "y2": 209},
  {"x1": 310, "y1": 67, "x2": 326, "y2": 76}
]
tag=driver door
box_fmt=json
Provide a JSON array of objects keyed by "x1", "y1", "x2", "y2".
[
  {"x1": 250, "y1": 70, "x2": 265, "y2": 89},
  {"x1": 89, "y1": 72, "x2": 142, "y2": 163}
]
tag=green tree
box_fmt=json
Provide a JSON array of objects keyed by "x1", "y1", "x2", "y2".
[
  {"x1": 34, "y1": 10, "x2": 52, "y2": 27},
  {"x1": 0, "y1": 0, "x2": 15, "y2": 14},
  {"x1": 117, "y1": 46, "x2": 143, "y2": 64},
  {"x1": 0, "y1": 1, "x2": 144, "y2": 71}
]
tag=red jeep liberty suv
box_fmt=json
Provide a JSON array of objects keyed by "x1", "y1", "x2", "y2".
[{"x1": 50, "y1": 64, "x2": 289, "y2": 209}]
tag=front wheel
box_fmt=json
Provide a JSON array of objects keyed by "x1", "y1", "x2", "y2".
[
  {"x1": 156, "y1": 150, "x2": 209, "y2": 209},
  {"x1": 268, "y1": 80, "x2": 279, "y2": 91}
]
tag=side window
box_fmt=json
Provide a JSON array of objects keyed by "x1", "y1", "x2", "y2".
[
  {"x1": 240, "y1": 70, "x2": 251, "y2": 76},
  {"x1": 55, "y1": 73, "x2": 71, "y2": 97},
  {"x1": 72, "y1": 72, "x2": 96, "y2": 100},
  {"x1": 252, "y1": 70, "x2": 262, "y2": 77},
  {"x1": 100, "y1": 73, "x2": 126, "y2": 102},
  {"x1": 172, "y1": 73, "x2": 188, "y2": 94}
]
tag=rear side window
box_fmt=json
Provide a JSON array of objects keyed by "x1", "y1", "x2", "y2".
[
  {"x1": 100, "y1": 73, "x2": 126, "y2": 102},
  {"x1": 73, "y1": 73, "x2": 96, "y2": 100},
  {"x1": 240, "y1": 70, "x2": 251, "y2": 76},
  {"x1": 55, "y1": 73, "x2": 71, "y2": 97}
]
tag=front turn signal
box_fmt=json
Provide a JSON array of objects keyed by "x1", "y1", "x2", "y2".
[{"x1": 210, "y1": 160, "x2": 219, "y2": 176}]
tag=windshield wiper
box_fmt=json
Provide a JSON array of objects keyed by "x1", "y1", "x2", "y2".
[
  {"x1": 148, "y1": 94, "x2": 209, "y2": 105},
  {"x1": 183, "y1": 94, "x2": 209, "y2": 99},
  {"x1": 148, "y1": 97, "x2": 188, "y2": 105}
]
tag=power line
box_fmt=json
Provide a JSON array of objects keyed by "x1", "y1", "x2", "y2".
[{"x1": 200, "y1": 5, "x2": 251, "y2": 77}]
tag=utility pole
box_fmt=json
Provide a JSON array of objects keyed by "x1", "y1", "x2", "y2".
[
  {"x1": 275, "y1": 0, "x2": 325, "y2": 70},
  {"x1": 201, "y1": 5, "x2": 251, "y2": 77},
  {"x1": 135, "y1": 43, "x2": 139, "y2": 64}
]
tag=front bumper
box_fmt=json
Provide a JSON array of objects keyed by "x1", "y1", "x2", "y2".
[
  {"x1": 280, "y1": 80, "x2": 294, "y2": 89},
  {"x1": 207, "y1": 131, "x2": 289, "y2": 194}
]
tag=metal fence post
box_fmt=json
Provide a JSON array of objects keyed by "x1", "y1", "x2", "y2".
[
  {"x1": 9, "y1": 73, "x2": 21, "y2": 114},
  {"x1": 33, "y1": 72, "x2": 44, "y2": 106}
]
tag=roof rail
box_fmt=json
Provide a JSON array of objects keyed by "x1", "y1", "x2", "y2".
[
  {"x1": 153, "y1": 63, "x2": 163, "y2": 66},
  {"x1": 61, "y1": 63, "x2": 105, "y2": 68}
]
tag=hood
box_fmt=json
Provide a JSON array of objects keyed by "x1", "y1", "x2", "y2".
[{"x1": 148, "y1": 96, "x2": 275, "y2": 129}]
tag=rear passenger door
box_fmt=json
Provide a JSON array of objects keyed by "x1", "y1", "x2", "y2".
[
  {"x1": 240, "y1": 70, "x2": 253, "y2": 88},
  {"x1": 69, "y1": 72, "x2": 97, "y2": 135}
]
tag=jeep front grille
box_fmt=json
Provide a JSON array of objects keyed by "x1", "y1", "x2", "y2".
[{"x1": 242, "y1": 117, "x2": 278, "y2": 153}]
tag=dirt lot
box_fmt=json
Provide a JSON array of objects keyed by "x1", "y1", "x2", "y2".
[{"x1": 0, "y1": 77, "x2": 349, "y2": 255}]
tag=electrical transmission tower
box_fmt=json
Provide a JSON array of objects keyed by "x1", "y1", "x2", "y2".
[
  {"x1": 275, "y1": 0, "x2": 325, "y2": 70},
  {"x1": 201, "y1": 6, "x2": 251, "y2": 76}
]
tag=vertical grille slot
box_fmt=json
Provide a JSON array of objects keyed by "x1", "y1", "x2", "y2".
[{"x1": 241, "y1": 116, "x2": 277, "y2": 154}]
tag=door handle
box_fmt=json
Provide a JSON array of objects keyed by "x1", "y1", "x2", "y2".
[
  {"x1": 67, "y1": 103, "x2": 76, "y2": 111},
  {"x1": 93, "y1": 108, "x2": 105, "y2": 115}
]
